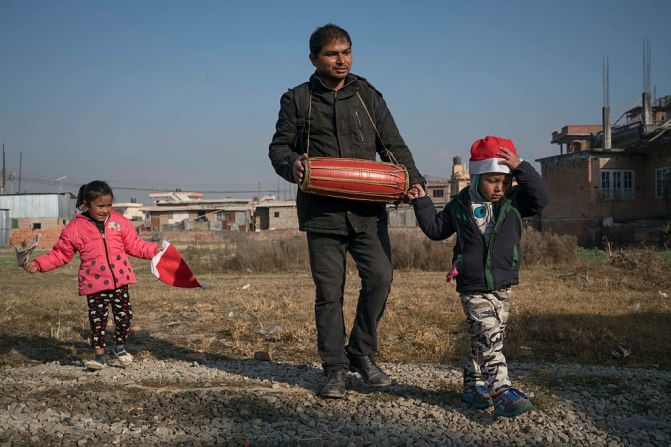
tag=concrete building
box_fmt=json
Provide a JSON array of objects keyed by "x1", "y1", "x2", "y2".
[
  {"x1": 254, "y1": 200, "x2": 298, "y2": 230},
  {"x1": 424, "y1": 156, "x2": 470, "y2": 208},
  {"x1": 425, "y1": 177, "x2": 450, "y2": 207},
  {"x1": 141, "y1": 192, "x2": 253, "y2": 232},
  {"x1": 538, "y1": 94, "x2": 671, "y2": 245},
  {"x1": 112, "y1": 200, "x2": 145, "y2": 222}
]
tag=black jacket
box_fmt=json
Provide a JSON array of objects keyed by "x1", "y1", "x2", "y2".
[
  {"x1": 413, "y1": 161, "x2": 549, "y2": 293},
  {"x1": 269, "y1": 73, "x2": 424, "y2": 235}
]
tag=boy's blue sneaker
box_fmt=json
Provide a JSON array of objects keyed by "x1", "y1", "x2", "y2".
[
  {"x1": 493, "y1": 388, "x2": 533, "y2": 417},
  {"x1": 463, "y1": 385, "x2": 493, "y2": 409}
]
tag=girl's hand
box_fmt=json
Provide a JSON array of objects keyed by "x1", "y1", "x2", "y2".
[
  {"x1": 23, "y1": 261, "x2": 38, "y2": 273},
  {"x1": 497, "y1": 146, "x2": 522, "y2": 170},
  {"x1": 154, "y1": 245, "x2": 162, "y2": 256}
]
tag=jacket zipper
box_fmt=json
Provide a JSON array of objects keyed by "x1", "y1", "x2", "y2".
[
  {"x1": 92, "y1": 216, "x2": 118, "y2": 289},
  {"x1": 332, "y1": 90, "x2": 342, "y2": 157},
  {"x1": 485, "y1": 197, "x2": 513, "y2": 290},
  {"x1": 353, "y1": 107, "x2": 365, "y2": 143},
  {"x1": 456, "y1": 195, "x2": 490, "y2": 288}
]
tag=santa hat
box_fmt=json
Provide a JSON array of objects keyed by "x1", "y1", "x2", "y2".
[
  {"x1": 151, "y1": 241, "x2": 207, "y2": 289},
  {"x1": 469, "y1": 136, "x2": 518, "y2": 175}
]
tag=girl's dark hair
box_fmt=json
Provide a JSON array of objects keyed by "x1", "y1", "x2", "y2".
[
  {"x1": 76, "y1": 180, "x2": 114, "y2": 208},
  {"x1": 309, "y1": 23, "x2": 351, "y2": 56}
]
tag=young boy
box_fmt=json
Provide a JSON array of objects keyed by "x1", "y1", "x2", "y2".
[{"x1": 408, "y1": 136, "x2": 549, "y2": 417}]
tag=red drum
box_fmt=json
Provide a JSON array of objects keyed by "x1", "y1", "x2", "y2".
[{"x1": 300, "y1": 157, "x2": 409, "y2": 203}]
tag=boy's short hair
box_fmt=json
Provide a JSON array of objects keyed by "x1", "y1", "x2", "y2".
[
  {"x1": 470, "y1": 136, "x2": 517, "y2": 175},
  {"x1": 309, "y1": 24, "x2": 351, "y2": 56}
]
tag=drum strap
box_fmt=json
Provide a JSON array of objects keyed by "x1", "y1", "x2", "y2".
[
  {"x1": 354, "y1": 92, "x2": 399, "y2": 165},
  {"x1": 294, "y1": 82, "x2": 400, "y2": 165}
]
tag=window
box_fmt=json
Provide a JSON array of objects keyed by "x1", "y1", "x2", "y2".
[
  {"x1": 274, "y1": 212, "x2": 280, "y2": 218},
  {"x1": 432, "y1": 189, "x2": 444, "y2": 198},
  {"x1": 601, "y1": 170, "x2": 634, "y2": 200},
  {"x1": 32, "y1": 223, "x2": 42, "y2": 230},
  {"x1": 656, "y1": 167, "x2": 671, "y2": 199}
]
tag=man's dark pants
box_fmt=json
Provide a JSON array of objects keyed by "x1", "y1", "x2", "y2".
[{"x1": 307, "y1": 219, "x2": 393, "y2": 370}]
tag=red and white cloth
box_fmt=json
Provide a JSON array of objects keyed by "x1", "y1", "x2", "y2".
[{"x1": 151, "y1": 241, "x2": 207, "y2": 289}]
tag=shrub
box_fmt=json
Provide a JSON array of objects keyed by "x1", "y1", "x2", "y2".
[
  {"x1": 180, "y1": 228, "x2": 578, "y2": 273},
  {"x1": 389, "y1": 228, "x2": 453, "y2": 270},
  {"x1": 521, "y1": 228, "x2": 578, "y2": 266}
]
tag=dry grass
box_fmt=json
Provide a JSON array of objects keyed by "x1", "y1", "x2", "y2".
[{"x1": 1, "y1": 235, "x2": 670, "y2": 370}]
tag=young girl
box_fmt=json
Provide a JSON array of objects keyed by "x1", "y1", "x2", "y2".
[{"x1": 24, "y1": 180, "x2": 160, "y2": 370}]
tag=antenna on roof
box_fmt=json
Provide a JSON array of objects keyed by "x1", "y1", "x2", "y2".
[
  {"x1": 1, "y1": 143, "x2": 5, "y2": 194},
  {"x1": 602, "y1": 57, "x2": 611, "y2": 149},
  {"x1": 643, "y1": 37, "x2": 652, "y2": 95},
  {"x1": 18, "y1": 152, "x2": 22, "y2": 193},
  {"x1": 642, "y1": 38, "x2": 652, "y2": 126},
  {"x1": 54, "y1": 176, "x2": 67, "y2": 193}
]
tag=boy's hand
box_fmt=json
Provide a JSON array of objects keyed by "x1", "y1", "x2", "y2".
[
  {"x1": 497, "y1": 146, "x2": 521, "y2": 170},
  {"x1": 406, "y1": 183, "x2": 426, "y2": 202},
  {"x1": 154, "y1": 245, "x2": 161, "y2": 256},
  {"x1": 23, "y1": 261, "x2": 38, "y2": 273}
]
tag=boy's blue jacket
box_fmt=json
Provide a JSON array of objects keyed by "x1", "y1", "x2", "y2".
[{"x1": 413, "y1": 161, "x2": 549, "y2": 293}]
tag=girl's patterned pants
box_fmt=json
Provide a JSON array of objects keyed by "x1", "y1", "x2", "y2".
[{"x1": 86, "y1": 285, "x2": 133, "y2": 349}]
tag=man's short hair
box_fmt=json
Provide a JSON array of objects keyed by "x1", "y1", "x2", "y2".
[{"x1": 309, "y1": 24, "x2": 351, "y2": 56}]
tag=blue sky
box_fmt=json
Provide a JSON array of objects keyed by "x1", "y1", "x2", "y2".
[{"x1": 1, "y1": 0, "x2": 670, "y2": 202}]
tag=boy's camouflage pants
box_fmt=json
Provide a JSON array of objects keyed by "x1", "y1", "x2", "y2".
[{"x1": 459, "y1": 288, "x2": 513, "y2": 393}]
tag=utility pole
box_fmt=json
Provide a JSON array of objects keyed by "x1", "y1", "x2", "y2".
[
  {"x1": 1, "y1": 143, "x2": 5, "y2": 194},
  {"x1": 18, "y1": 152, "x2": 22, "y2": 193},
  {"x1": 55, "y1": 176, "x2": 67, "y2": 193}
]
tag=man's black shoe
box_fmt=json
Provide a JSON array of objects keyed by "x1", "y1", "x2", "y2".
[
  {"x1": 318, "y1": 368, "x2": 347, "y2": 398},
  {"x1": 347, "y1": 354, "x2": 392, "y2": 387}
]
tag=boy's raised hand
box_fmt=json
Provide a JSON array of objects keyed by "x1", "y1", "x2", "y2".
[
  {"x1": 23, "y1": 261, "x2": 38, "y2": 273},
  {"x1": 497, "y1": 146, "x2": 522, "y2": 169}
]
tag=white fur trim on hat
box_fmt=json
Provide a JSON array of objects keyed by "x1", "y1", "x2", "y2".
[{"x1": 469, "y1": 158, "x2": 511, "y2": 175}]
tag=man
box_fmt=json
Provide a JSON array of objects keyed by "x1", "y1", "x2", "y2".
[{"x1": 269, "y1": 24, "x2": 424, "y2": 398}]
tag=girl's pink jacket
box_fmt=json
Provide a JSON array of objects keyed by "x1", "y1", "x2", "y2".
[{"x1": 34, "y1": 211, "x2": 158, "y2": 295}]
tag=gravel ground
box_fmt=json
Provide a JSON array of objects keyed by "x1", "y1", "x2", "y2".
[{"x1": 1, "y1": 358, "x2": 670, "y2": 446}]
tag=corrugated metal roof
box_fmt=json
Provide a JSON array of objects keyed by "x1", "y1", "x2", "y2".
[{"x1": 0, "y1": 193, "x2": 77, "y2": 218}]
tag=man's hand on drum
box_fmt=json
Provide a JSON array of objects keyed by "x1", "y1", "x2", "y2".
[
  {"x1": 293, "y1": 154, "x2": 308, "y2": 184},
  {"x1": 406, "y1": 183, "x2": 426, "y2": 202}
]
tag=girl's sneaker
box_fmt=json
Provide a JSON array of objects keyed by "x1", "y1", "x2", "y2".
[
  {"x1": 85, "y1": 356, "x2": 107, "y2": 371},
  {"x1": 493, "y1": 387, "x2": 533, "y2": 417},
  {"x1": 463, "y1": 385, "x2": 493, "y2": 409},
  {"x1": 113, "y1": 346, "x2": 133, "y2": 367}
]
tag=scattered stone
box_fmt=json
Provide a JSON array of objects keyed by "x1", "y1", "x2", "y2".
[
  {"x1": 0, "y1": 360, "x2": 669, "y2": 445},
  {"x1": 185, "y1": 352, "x2": 207, "y2": 362},
  {"x1": 253, "y1": 351, "x2": 273, "y2": 362}
]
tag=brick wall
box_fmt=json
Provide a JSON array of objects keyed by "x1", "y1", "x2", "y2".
[{"x1": 9, "y1": 226, "x2": 65, "y2": 249}]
